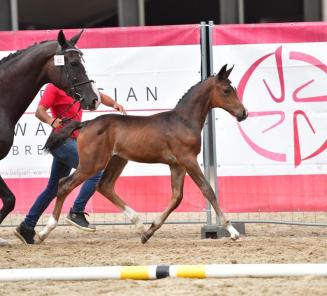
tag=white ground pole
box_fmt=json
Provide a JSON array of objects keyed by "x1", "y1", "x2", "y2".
[{"x1": 0, "y1": 264, "x2": 326, "y2": 281}]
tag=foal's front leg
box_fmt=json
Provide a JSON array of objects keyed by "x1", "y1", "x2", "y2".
[
  {"x1": 182, "y1": 157, "x2": 240, "y2": 240},
  {"x1": 142, "y1": 165, "x2": 186, "y2": 244},
  {"x1": 38, "y1": 170, "x2": 89, "y2": 242}
]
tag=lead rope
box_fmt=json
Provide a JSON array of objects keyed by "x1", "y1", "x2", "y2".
[{"x1": 50, "y1": 99, "x2": 81, "y2": 128}]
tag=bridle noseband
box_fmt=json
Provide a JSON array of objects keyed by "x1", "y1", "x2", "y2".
[{"x1": 59, "y1": 48, "x2": 94, "y2": 104}]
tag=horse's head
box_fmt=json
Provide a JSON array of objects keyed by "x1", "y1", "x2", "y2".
[
  {"x1": 211, "y1": 64, "x2": 247, "y2": 122},
  {"x1": 47, "y1": 30, "x2": 100, "y2": 110}
]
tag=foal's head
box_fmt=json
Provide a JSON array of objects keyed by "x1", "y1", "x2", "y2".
[
  {"x1": 210, "y1": 64, "x2": 247, "y2": 122},
  {"x1": 46, "y1": 30, "x2": 100, "y2": 110}
]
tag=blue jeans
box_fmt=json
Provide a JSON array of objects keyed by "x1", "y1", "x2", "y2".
[{"x1": 24, "y1": 138, "x2": 102, "y2": 228}]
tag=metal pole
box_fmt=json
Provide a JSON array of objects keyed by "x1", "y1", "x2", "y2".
[
  {"x1": 200, "y1": 19, "x2": 246, "y2": 238},
  {"x1": 206, "y1": 21, "x2": 220, "y2": 225},
  {"x1": 118, "y1": 0, "x2": 140, "y2": 27},
  {"x1": 303, "y1": 0, "x2": 322, "y2": 21},
  {"x1": 138, "y1": 0, "x2": 145, "y2": 26},
  {"x1": 201, "y1": 21, "x2": 222, "y2": 231},
  {"x1": 10, "y1": 0, "x2": 18, "y2": 30},
  {"x1": 238, "y1": 0, "x2": 245, "y2": 24},
  {"x1": 323, "y1": 0, "x2": 327, "y2": 20},
  {"x1": 219, "y1": 0, "x2": 239, "y2": 24},
  {"x1": 201, "y1": 21, "x2": 218, "y2": 226},
  {"x1": 200, "y1": 21, "x2": 212, "y2": 225}
]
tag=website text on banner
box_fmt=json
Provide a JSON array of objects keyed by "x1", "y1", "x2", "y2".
[
  {"x1": 213, "y1": 22, "x2": 327, "y2": 212},
  {"x1": 0, "y1": 25, "x2": 203, "y2": 214}
]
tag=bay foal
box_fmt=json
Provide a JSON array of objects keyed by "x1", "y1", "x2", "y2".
[{"x1": 39, "y1": 65, "x2": 247, "y2": 243}]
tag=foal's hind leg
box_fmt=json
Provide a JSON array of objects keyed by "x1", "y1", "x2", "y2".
[
  {"x1": 0, "y1": 175, "x2": 15, "y2": 224},
  {"x1": 38, "y1": 170, "x2": 90, "y2": 242},
  {"x1": 97, "y1": 156, "x2": 145, "y2": 235},
  {"x1": 142, "y1": 164, "x2": 186, "y2": 244},
  {"x1": 182, "y1": 157, "x2": 239, "y2": 240}
]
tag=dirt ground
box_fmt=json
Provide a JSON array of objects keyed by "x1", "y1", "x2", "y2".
[{"x1": 0, "y1": 222, "x2": 327, "y2": 296}]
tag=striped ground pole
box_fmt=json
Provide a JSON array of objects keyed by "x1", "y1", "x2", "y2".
[{"x1": 0, "y1": 264, "x2": 326, "y2": 281}]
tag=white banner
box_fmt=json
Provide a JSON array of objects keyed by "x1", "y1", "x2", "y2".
[
  {"x1": 0, "y1": 45, "x2": 201, "y2": 178},
  {"x1": 213, "y1": 42, "x2": 327, "y2": 176}
]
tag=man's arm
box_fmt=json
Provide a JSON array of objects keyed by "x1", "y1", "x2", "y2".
[
  {"x1": 35, "y1": 105, "x2": 62, "y2": 128},
  {"x1": 99, "y1": 92, "x2": 126, "y2": 115}
]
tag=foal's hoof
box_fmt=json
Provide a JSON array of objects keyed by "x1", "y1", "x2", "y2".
[
  {"x1": 37, "y1": 231, "x2": 47, "y2": 242},
  {"x1": 35, "y1": 233, "x2": 44, "y2": 244},
  {"x1": 226, "y1": 223, "x2": 240, "y2": 241},
  {"x1": 136, "y1": 224, "x2": 146, "y2": 236},
  {"x1": 230, "y1": 233, "x2": 240, "y2": 241},
  {"x1": 141, "y1": 234, "x2": 149, "y2": 244}
]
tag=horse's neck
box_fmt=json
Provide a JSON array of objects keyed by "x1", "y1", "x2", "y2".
[
  {"x1": 2, "y1": 42, "x2": 56, "y2": 123},
  {"x1": 174, "y1": 80, "x2": 212, "y2": 130}
]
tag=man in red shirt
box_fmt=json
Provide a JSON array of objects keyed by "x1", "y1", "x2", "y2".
[{"x1": 14, "y1": 83, "x2": 126, "y2": 244}]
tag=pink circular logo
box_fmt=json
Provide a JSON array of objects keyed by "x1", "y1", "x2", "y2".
[{"x1": 237, "y1": 46, "x2": 327, "y2": 167}]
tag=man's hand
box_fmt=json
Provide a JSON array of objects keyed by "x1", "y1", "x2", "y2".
[
  {"x1": 99, "y1": 92, "x2": 127, "y2": 115},
  {"x1": 50, "y1": 118, "x2": 62, "y2": 129},
  {"x1": 36, "y1": 105, "x2": 62, "y2": 128},
  {"x1": 113, "y1": 102, "x2": 127, "y2": 115}
]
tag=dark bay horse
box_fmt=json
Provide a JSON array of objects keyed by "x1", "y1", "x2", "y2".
[
  {"x1": 0, "y1": 30, "x2": 100, "y2": 242},
  {"x1": 40, "y1": 65, "x2": 248, "y2": 243}
]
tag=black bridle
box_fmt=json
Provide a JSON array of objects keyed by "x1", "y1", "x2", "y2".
[
  {"x1": 50, "y1": 47, "x2": 95, "y2": 127},
  {"x1": 60, "y1": 48, "x2": 95, "y2": 104}
]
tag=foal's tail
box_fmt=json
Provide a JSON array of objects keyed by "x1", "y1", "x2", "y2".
[{"x1": 43, "y1": 120, "x2": 85, "y2": 153}]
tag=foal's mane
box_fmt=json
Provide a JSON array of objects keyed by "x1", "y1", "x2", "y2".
[
  {"x1": 174, "y1": 75, "x2": 213, "y2": 108},
  {"x1": 0, "y1": 40, "x2": 50, "y2": 67}
]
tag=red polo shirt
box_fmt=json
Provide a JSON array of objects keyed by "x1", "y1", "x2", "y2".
[{"x1": 39, "y1": 84, "x2": 82, "y2": 138}]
